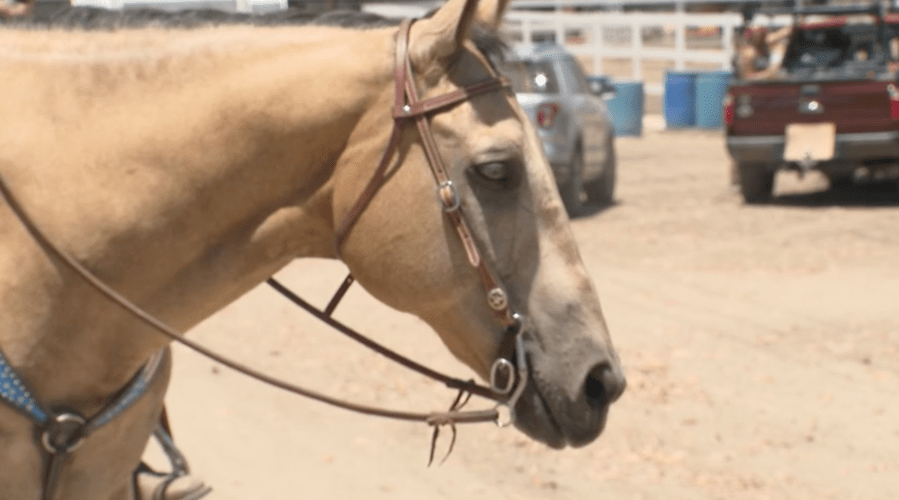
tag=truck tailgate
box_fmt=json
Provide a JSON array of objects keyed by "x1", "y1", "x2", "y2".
[{"x1": 729, "y1": 79, "x2": 896, "y2": 136}]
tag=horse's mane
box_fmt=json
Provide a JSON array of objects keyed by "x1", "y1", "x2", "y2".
[
  {"x1": 37, "y1": 6, "x2": 397, "y2": 30},
  {"x1": 13, "y1": 6, "x2": 506, "y2": 67}
]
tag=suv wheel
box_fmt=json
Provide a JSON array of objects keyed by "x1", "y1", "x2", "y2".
[
  {"x1": 561, "y1": 149, "x2": 587, "y2": 216},
  {"x1": 586, "y1": 136, "x2": 616, "y2": 205},
  {"x1": 737, "y1": 162, "x2": 775, "y2": 204}
]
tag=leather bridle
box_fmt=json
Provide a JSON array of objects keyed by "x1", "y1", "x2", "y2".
[
  {"x1": 329, "y1": 17, "x2": 526, "y2": 393},
  {"x1": 0, "y1": 17, "x2": 529, "y2": 499}
]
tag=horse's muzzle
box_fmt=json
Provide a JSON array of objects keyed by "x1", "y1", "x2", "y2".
[{"x1": 512, "y1": 338, "x2": 626, "y2": 449}]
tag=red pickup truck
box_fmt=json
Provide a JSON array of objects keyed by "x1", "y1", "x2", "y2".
[{"x1": 726, "y1": 6, "x2": 899, "y2": 203}]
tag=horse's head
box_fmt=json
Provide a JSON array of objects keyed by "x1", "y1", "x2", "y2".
[{"x1": 332, "y1": 0, "x2": 625, "y2": 448}]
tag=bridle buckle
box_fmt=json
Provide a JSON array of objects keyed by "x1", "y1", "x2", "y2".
[{"x1": 436, "y1": 181, "x2": 461, "y2": 212}]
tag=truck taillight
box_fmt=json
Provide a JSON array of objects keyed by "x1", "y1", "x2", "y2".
[
  {"x1": 888, "y1": 84, "x2": 899, "y2": 120},
  {"x1": 723, "y1": 94, "x2": 734, "y2": 126},
  {"x1": 536, "y1": 103, "x2": 559, "y2": 128}
]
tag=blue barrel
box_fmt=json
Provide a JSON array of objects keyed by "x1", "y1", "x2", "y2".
[
  {"x1": 664, "y1": 70, "x2": 697, "y2": 128},
  {"x1": 605, "y1": 80, "x2": 644, "y2": 137},
  {"x1": 695, "y1": 71, "x2": 733, "y2": 128}
]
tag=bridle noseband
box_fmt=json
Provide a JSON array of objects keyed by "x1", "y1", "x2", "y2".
[{"x1": 0, "y1": 18, "x2": 530, "y2": 499}]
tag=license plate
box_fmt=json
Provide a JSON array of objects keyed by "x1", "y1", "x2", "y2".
[{"x1": 784, "y1": 123, "x2": 836, "y2": 162}]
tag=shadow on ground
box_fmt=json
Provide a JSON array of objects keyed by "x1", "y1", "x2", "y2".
[
  {"x1": 772, "y1": 180, "x2": 899, "y2": 208},
  {"x1": 570, "y1": 200, "x2": 618, "y2": 219}
]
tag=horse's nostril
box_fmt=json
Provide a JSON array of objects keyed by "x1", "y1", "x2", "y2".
[{"x1": 584, "y1": 364, "x2": 626, "y2": 408}]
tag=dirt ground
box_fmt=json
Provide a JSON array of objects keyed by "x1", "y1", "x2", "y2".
[{"x1": 149, "y1": 121, "x2": 899, "y2": 500}]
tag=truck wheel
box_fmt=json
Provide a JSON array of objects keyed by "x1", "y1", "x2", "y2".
[
  {"x1": 561, "y1": 150, "x2": 587, "y2": 217},
  {"x1": 737, "y1": 162, "x2": 775, "y2": 204},
  {"x1": 587, "y1": 136, "x2": 616, "y2": 206}
]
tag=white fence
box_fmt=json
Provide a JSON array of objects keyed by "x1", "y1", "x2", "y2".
[
  {"x1": 503, "y1": 10, "x2": 747, "y2": 96},
  {"x1": 72, "y1": 0, "x2": 287, "y2": 14}
]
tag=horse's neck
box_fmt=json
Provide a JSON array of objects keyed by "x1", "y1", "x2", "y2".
[{"x1": 0, "y1": 25, "x2": 394, "y2": 412}]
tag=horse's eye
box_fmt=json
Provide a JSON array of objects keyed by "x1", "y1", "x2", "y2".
[{"x1": 474, "y1": 162, "x2": 508, "y2": 182}]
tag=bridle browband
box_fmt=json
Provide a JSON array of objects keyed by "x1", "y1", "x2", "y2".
[{"x1": 0, "y1": 17, "x2": 528, "y2": 499}]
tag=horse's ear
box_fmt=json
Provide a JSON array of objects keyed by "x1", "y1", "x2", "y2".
[
  {"x1": 409, "y1": 0, "x2": 480, "y2": 67},
  {"x1": 475, "y1": 0, "x2": 511, "y2": 30}
]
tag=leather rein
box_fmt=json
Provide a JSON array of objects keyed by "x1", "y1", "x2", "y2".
[{"x1": 0, "y1": 18, "x2": 528, "y2": 498}]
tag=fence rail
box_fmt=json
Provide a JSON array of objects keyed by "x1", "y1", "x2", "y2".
[{"x1": 503, "y1": 10, "x2": 748, "y2": 95}]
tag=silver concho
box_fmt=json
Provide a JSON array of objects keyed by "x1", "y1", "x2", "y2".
[{"x1": 487, "y1": 287, "x2": 508, "y2": 311}]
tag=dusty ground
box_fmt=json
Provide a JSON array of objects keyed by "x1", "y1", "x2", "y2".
[{"x1": 150, "y1": 121, "x2": 899, "y2": 500}]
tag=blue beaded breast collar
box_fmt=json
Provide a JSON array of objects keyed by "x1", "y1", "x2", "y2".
[{"x1": 0, "y1": 346, "x2": 166, "y2": 500}]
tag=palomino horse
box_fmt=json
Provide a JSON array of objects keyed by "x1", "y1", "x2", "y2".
[{"x1": 0, "y1": 0, "x2": 626, "y2": 498}]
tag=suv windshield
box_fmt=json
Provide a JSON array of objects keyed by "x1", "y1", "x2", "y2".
[
  {"x1": 783, "y1": 23, "x2": 896, "y2": 74},
  {"x1": 500, "y1": 60, "x2": 559, "y2": 93}
]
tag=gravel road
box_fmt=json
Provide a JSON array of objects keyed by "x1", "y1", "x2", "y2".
[{"x1": 153, "y1": 122, "x2": 899, "y2": 500}]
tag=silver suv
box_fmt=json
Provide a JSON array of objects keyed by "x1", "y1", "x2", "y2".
[{"x1": 499, "y1": 44, "x2": 616, "y2": 215}]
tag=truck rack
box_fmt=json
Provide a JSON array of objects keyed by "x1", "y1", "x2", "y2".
[{"x1": 742, "y1": 2, "x2": 894, "y2": 22}]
